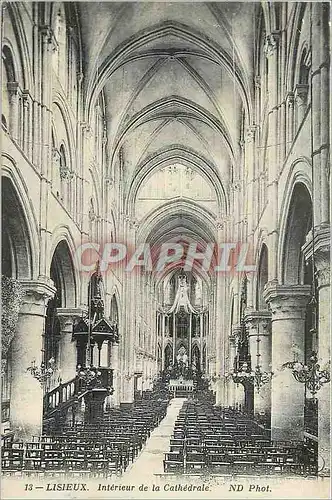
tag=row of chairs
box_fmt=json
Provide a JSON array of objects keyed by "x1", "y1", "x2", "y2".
[
  {"x1": 2, "y1": 390, "x2": 169, "y2": 477},
  {"x1": 163, "y1": 399, "x2": 317, "y2": 476},
  {"x1": 2, "y1": 441, "x2": 122, "y2": 476}
]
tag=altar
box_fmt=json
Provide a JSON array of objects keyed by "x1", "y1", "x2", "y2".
[
  {"x1": 160, "y1": 274, "x2": 207, "y2": 392},
  {"x1": 169, "y1": 377, "x2": 194, "y2": 397}
]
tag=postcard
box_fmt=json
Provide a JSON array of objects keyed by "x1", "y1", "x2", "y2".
[{"x1": 1, "y1": 1, "x2": 330, "y2": 499}]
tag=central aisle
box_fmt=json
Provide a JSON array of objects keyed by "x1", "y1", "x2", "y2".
[{"x1": 123, "y1": 397, "x2": 186, "y2": 479}]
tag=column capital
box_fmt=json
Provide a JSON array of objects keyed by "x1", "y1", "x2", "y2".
[
  {"x1": 232, "y1": 180, "x2": 242, "y2": 192},
  {"x1": 39, "y1": 25, "x2": 58, "y2": 52},
  {"x1": 81, "y1": 122, "x2": 93, "y2": 138},
  {"x1": 231, "y1": 324, "x2": 242, "y2": 335},
  {"x1": 243, "y1": 310, "x2": 272, "y2": 336},
  {"x1": 52, "y1": 147, "x2": 61, "y2": 167},
  {"x1": 57, "y1": 307, "x2": 87, "y2": 329},
  {"x1": 294, "y1": 83, "x2": 309, "y2": 106},
  {"x1": 19, "y1": 278, "x2": 56, "y2": 315},
  {"x1": 105, "y1": 176, "x2": 114, "y2": 187},
  {"x1": 22, "y1": 90, "x2": 31, "y2": 106},
  {"x1": 316, "y1": 265, "x2": 330, "y2": 289},
  {"x1": 302, "y1": 224, "x2": 330, "y2": 289},
  {"x1": 215, "y1": 215, "x2": 232, "y2": 233},
  {"x1": 264, "y1": 32, "x2": 280, "y2": 58},
  {"x1": 230, "y1": 324, "x2": 242, "y2": 344},
  {"x1": 286, "y1": 91, "x2": 295, "y2": 107},
  {"x1": 254, "y1": 75, "x2": 261, "y2": 89},
  {"x1": 263, "y1": 281, "x2": 311, "y2": 319},
  {"x1": 229, "y1": 334, "x2": 237, "y2": 346},
  {"x1": 7, "y1": 81, "x2": 20, "y2": 97},
  {"x1": 245, "y1": 125, "x2": 258, "y2": 143},
  {"x1": 129, "y1": 217, "x2": 139, "y2": 230}
]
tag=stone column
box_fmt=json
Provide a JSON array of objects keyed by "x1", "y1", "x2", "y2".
[
  {"x1": 214, "y1": 274, "x2": 225, "y2": 406},
  {"x1": 303, "y1": 227, "x2": 330, "y2": 475},
  {"x1": 316, "y1": 264, "x2": 330, "y2": 475},
  {"x1": 244, "y1": 311, "x2": 272, "y2": 417},
  {"x1": 27, "y1": 92, "x2": 33, "y2": 161},
  {"x1": 161, "y1": 313, "x2": 166, "y2": 371},
  {"x1": 57, "y1": 308, "x2": 84, "y2": 383},
  {"x1": 235, "y1": 384, "x2": 245, "y2": 412},
  {"x1": 38, "y1": 27, "x2": 54, "y2": 278},
  {"x1": 172, "y1": 313, "x2": 176, "y2": 365},
  {"x1": 265, "y1": 33, "x2": 280, "y2": 282},
  {"x1": 10, "y1": 279, "x2": 56, "y2": 441},
  {"x1": 215, "y1": 225, "x2": 226, "y2": 406},
  {"x1": 230, "y1": 325, "x2": 245, "y2": 409},
  {"x1": 121, "y1": 375, "x2": 134, "y2": 408},
  {"x1": 286, "y1": 92, "x2": 295, "y2": 147},
  {"x1": 108, "y1": 342, "x2": 120, "y2": 406},
  {"x1": 263, "y1": 282, "x2": 311, "y2": 441},
  {"x1": 189, "y1": 313, "x2": 192, "y2": 366},
  {"x1": 121, "y1": 223, "x2": 136, "y2": 405},
  {"x1": 312, "y1": 3, "x2": 330, "y2": 226},
  {"x1": 7, "y1": 82, "x2": 19, "y2": 142},
  {"x1": 294, "y1": 84, "x2": 309, "y2": 127},
  {"x1": 245, "y1": 125, "x2": 258, "y2": 237},
  {"x1": 22, "y1": 91, "x2": 30, "y2": 154},
  {"x1": 227, "y1": 331, "x2": 237, "y2": 407}
]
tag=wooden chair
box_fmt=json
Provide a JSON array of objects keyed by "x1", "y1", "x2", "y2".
[
  {"x1": 185, "y1": 452, "x2": 205, "y2": 473},
  {"x1": 163, "y1": 452, "x2": 184, "y2": 473}
]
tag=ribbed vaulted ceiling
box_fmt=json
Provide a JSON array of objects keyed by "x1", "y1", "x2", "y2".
[{"x1": 79, "y1": 2, "x2": 256, "y2": 277}]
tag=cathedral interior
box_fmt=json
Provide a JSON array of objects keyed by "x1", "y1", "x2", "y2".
[{"x1": 1, "y1": 1, "x2": 331, "y2": 483}]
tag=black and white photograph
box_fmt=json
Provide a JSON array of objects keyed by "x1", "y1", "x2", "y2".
[{"x1": 1, "y1": 1, "x2": 331, "y2": 498}]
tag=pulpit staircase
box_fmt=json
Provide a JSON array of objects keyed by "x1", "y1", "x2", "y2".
[{"x1": 43, "y1": 368, "x2": 113, "y2": 433}]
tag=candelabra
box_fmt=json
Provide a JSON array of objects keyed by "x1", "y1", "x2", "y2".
[
  {"x1": 251, "y1": 365, "x2": 273, "y2": 392},
  {"x1": 229, "y1": 362, "x2": 272, "y2": 392},
  {"x1": 230, "y1": 362, "x2": 253, "y2": 384},
  {"x1": 27, "y1": 357, "x2": 55, "y2": 386},
  {"x1": 282, "y1": 351, "x2": 330, "y2": 398}
]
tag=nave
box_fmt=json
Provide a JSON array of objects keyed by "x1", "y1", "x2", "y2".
[
  {"x1": 1, "y1": 2, "x2": 330, "y2": 493},
  {"x1": 1, "y1": 387, "x2": 317, "y2": 480}
]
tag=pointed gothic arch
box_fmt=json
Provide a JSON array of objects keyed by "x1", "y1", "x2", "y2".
[
  {"x1": 282, "y1": 183, "x2": 312, "y2": 285},
  {"x1": 1, "y1": 176, "x2": 34, "y2": 279}
]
